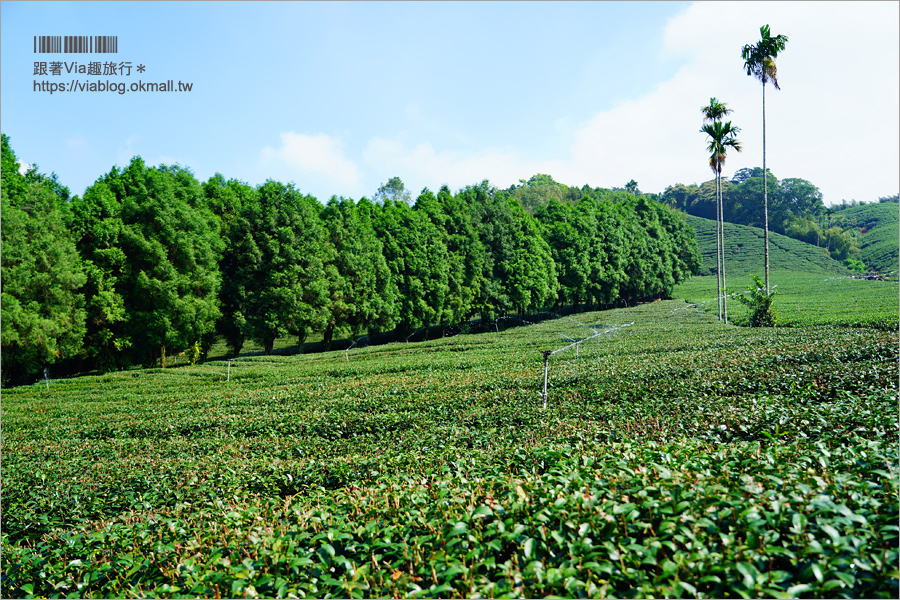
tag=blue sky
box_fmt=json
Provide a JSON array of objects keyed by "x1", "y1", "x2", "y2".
[{"x1": 2, "y1": 1, "x2": 898, "y2": 206}]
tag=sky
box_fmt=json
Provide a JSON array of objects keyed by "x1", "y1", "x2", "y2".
[{"x1": 2, "y1": 1, "x2": 898, "y2": 206}]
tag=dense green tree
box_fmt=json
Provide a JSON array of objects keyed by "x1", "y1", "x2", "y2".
[
  {"x1": 581, "y1": 199, "x2": 628, "y2": 308},
  {"x1": 534, "y1": 196, "x2": 631, "y2": 310},
  {"x1": 535, "y1": 199, "x2": 590, "y2": 307},
  {"x1": 1, "y1": 134, "x2": 27, "y2": 200},
  {"x1": 504, "y1": 212, "x2": 558, "y2": 316},
  {"x1": 320, "y1": 196, "x2": 397, "y2": 349},
  {"x1": 731, "y1": 167, "x2": 758, "y2": 185},
  {"x1": 612, "y1": 197, "x2": 701, "y2": 305},
  {"x1": 655, "y1": 202, "x2": 703, "y2": 287},
  {"x1": 463, "y1": 182, "x2": 557, "y2": 319},
  {"x1": 783, "y1": 215, "x2": 823, "y2": 246},
  {"x1": 203, "y1": 175, "x2": 257, "y2": 355},
  {"x1": 530, "y1": 186, "x2": 699, "y2": 311},
  {"x1": 728, "y1": 169, "x2": 780, "y2": 228},
  {"x1": 626, "y1": 198, "x2": 674, "y2": 302},
  {"x1": 236, "y1": 180, "x2": 331, "y2": 354},
  {"x1": 372, "y1": 198, "x2": 449, "y2": 336},
  {"x1": 72, "y1": 159, "x2": 223, "y2": 368},
  {"x1": 772, "y1": 178, "x2": 824, "y2": 231},
  {"x1": 93, "y1": 159, "x2": 223, "y2": 367},
  {"x1": 4, "y1": 121, "x2": 715, "y2": 382},
  {"x1": 415, "y1": 186, "x2": 485, "y2": 327},
  {"x1": 615, "y1": 205, "x2": 652, "y2": 306},
  {"x1": 71, "y1": 180, "x2": 130, "y2": 370},
  {"x1": 661, "y1": 183, "x2": 699, "y2": 213},
  {"x1": 507, "y1": 174, "x2": 582, "y2": 214},
  {"x1": 204, "y1": 173, "x2": 252, "y2": 231},
  {"x1": 821, "y1": 226, "x2": 859, "y2": 262},
  {"x1": 1, "y1": 148, "x2": 87, "y2": 385},
  {"x1": 742, "y1": 23, "x2": 789, "y2": 293}
]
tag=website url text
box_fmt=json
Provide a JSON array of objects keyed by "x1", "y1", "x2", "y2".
[{"x1": 34, "y1": 79, "x2": 193, "y2": 95}]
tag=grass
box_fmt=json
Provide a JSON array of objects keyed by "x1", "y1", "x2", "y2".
[{"x1": 2, "y1": 294, "x2": 898, "y2": 598}]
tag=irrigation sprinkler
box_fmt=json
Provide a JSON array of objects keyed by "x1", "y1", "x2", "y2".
[
  {"x1": 539, "y1": 322, "x2": 634, "y2": 408},
  {"x1": 406, "y1": 328, "x2": 425, "y2": 344},
  {"x1": 541, "y1": 350, "x2": 552, "y2": 409},
  {"x1": 43, "y1": 367, "x2": 50, "y2": 392},
  {"x1": 345, "y1": 335, "x2": 368, "y2": 361},
  {"x1": 227, "y1": 359, "x2": 232, "y2": 381},
  {"x1": 670, "y1": 303, "x2": 697, "y2": 314},
  {"x1": 558, "y1": 334, "x2": 579, "y2": 358}
]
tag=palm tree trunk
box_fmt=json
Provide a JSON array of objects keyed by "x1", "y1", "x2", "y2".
[
  {"x1": 763, "y1": 81, "x2": 770, "y2": 295},
  {"x1": 716, "y1": 173, "x2": 723, "y2": 321},
  {"x1": 719, "y1": 171, "x2": 728, "y2": 324}
]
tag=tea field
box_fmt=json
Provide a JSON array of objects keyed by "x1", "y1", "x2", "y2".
[
  {"x1": 683, "y1": 216, "x2": 854, "y2": 279},
  {"x1": 2, "y1": 300, "x2": 898, "y2": 598},
  {"x1": 829, "y1": 203, "x2": 900, "y2": 274},
  {"x1": 674, "y1": 270, "x2": 899, "y2": 329}
]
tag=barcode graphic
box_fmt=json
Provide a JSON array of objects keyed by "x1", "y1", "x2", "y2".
[{"x1": 33, "y1": 36, "x2": 118, "y2": 53}]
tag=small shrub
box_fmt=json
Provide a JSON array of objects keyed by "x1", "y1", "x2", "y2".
[
  {"x1": 845, "y1": 258, "x2": 867, "y2": 272},
  {"x1": 188, "y1": 341, "x2": 202, "y2": 365},
  {"x1": 737, "y1": 274, "x2": 777, "y2": 327}
]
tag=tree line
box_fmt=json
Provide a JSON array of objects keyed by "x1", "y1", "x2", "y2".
[{"x1": 1, "y1": 136, "x2": 701, "y2": 386}]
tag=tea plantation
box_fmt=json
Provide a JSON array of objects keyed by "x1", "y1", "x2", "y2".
[
  {"x1": 2, "y1": 297, "x2": 898, "y2": 598},
  {"x1": 684, "y1": 216, "x2": 855, "y2": 278},
  {"x1": 675, "y1": 270, "x2": 899, "y2": 330}
]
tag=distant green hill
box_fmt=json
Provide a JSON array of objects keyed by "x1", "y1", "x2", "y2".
[
  {"x1": 830, "y1": 203, "x2": 899, "y2": 274},
  {"x1": 686, "y1": 214, "x2": 850, "y2": 277}
]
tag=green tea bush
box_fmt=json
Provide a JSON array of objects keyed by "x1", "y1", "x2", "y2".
[{"x1": 2, "y1": 300, "x2": 897, "y2": 598}]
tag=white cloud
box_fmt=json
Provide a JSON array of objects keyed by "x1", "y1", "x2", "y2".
[
  {"x1": 261, "y1": 132, "x2": 361, "y2": 187},
  {"x1": 559, "y1": 64, "x2": 718, "y2": 190}
]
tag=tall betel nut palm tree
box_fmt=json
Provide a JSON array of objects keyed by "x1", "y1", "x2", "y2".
[
  {"x1": 701, "y1": 98, "x2": 730, "y2": 322},
  {"x1": 742, "y1": 24, "x2": 788, "y2": 295},
  {"x1": 701, "y1": 101, "x2": 741, "y2": 324},
  {"x1": 705, "y1": 121, "x2": 742, "y2": 323}
]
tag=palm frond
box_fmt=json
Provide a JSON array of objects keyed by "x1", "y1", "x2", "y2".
[
  {"x1": 742, "y1": 25, "x2": 788, "y2": 89},
  {"x1": 702, "y1": 120, "x2": 741, "y2": 175},
  {"x1": 764, "y1": 58, "x2": 780, "y2": 90},
  {"x1": 702, "y1": 97, "x2": 732, "y2": 122}
]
